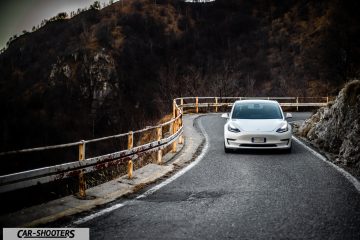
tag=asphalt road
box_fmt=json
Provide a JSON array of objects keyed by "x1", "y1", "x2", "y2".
[{"x1": 78, "y1": 113, "x2": 360, "y2": 239}]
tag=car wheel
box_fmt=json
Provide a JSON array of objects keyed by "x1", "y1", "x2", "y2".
[
  {"x1": 224, "y1": 143, "x2": 231, "y2": 153},
  {"x1": 283, "y1": 145, "x2": 292, "y2": 154}
]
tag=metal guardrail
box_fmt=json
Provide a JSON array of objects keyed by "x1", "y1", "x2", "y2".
[
  {"x1": 0, "y1": 100, "x2": 184, "y2": 197},
  {"x1": 175, "y1": 96, "x2": 331, "y2": 112},
  {"x1": 0, "y1": 96, "x2": 331, "y2": 196}
]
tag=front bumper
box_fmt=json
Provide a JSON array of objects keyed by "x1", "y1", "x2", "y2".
[{"x1": 224, "y1": 130, "x2": 292, "y2": 150}]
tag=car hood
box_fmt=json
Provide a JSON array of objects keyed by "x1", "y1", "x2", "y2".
[{"x1": 230, "y1": 119, "x2": 285, "y2": 132}]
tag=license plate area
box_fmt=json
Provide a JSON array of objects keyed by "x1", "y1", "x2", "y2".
[{"x1": 252, "y1": 137, "x2": 266, "y2": 143}]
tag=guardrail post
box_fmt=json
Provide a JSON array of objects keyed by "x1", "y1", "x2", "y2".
[
  {"x1": 127, "y1": 131, "x2": 134, "y2": 179},
  {"x1": 180, "y1": 98, "x2": 184, "y2": 113},
  {"x1": 177, "y1": 109, "x2": 184, "y2": 145},
  {"x1": 78, "y1": 140, "x2": 86, "y2": 198},
  {"x1": 128, "y1": 160, "x2": 133, "y2": 179},
  {"x1": 171, "y1": 121, "x2": 177, "y2": 153},
  {"x1": 195, "y1": 97, "x2": 199, "y2": 113},
  {"x1": 156, "y1": 126, "x2": 162, "y2": 164},
  {"x1": 173, "y1": 100, "x2": 176, "y2": 118},
  {"x1": 128, "y1": 131, "x2": 133, "y2": 149},
  {"x1": 179, "y1": 119, "x2": 184, "y2": 145},
  {"x1": 215, "y1": 97, "x2": 218, "y2": 112},
  {"x1": 296, "y1": 97, "x2": 299, "y2": 112},
  {"x1": 326, "y1": 96, "x2": 329, "y2": 104}
]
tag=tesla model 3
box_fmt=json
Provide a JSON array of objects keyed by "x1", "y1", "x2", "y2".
[{"x1": 222, "y1": 100, "x2": 292, "y2": 153}]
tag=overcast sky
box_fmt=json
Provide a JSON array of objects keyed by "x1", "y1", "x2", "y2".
[{"x1": 0, "y1": 0, "x2": 112, "y2": 49}]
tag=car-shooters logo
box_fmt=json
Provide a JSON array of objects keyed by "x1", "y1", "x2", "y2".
[{"x1": 3, "y1": 228, "x2": 89, "y2": 240}]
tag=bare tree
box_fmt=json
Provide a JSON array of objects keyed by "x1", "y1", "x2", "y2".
[{"x1": 246, "y1": 73, "x2": 256, "y2": 96}]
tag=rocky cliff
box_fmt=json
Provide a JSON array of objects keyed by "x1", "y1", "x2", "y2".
[{"x1": 298, "y1": 80, "x2": 360, "y2": 176}]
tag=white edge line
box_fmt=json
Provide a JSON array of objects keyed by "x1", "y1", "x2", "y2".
[
  {"x1": 292, "y1": 135, "x2": 360, "y2": 193},
  {"x1": 72, "y1": 203, "x2": 126, "y2": 225},
  {"x1": 73, "y1": 117, "x2": 209, "y2": 225}
]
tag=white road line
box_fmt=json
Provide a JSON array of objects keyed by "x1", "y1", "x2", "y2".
[
  {"x1": 73, "y1": 203, "x2": 126, "y2": 225},
  {"x1": 292, "y1": 136, "x2": 360, "y2": 193},
  {"x1": 73, "y1": 117, "x2": 210, "y2": 225}
]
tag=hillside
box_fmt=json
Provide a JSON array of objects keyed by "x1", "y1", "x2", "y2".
[{"x1": 0, "y1": 0, "x2": 360, "y2": 151}]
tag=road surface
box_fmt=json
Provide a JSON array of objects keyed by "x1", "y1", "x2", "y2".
[{"x1": 75, "y1": 113, "x2": 360, "y2": 239}]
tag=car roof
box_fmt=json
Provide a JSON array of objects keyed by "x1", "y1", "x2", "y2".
[{"x1": 234, "y1": 99, "x2": 279, "y2": 104}]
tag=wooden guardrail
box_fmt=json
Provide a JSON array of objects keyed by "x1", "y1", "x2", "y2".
[{"x1": 0, "y1": 96, "x2": 331, "y2": 196}]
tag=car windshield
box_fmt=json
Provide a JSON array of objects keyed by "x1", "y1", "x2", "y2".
[{"x1": 231, "y1": 102, "x2": 283, "y2": 119}]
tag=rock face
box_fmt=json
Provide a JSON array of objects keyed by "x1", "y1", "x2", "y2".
[
  {"x1": 298, "y1": 80, "x2": 360, "y2": 173},
  {"x1": 49, "y1": 50, "x2": 118, "y2": 109}
]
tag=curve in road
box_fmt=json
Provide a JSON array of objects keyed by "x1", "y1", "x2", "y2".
[{"x1": 75, "y1": 114, "x2": 360, "y2": 239}]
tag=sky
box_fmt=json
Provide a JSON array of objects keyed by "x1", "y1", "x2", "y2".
[{"x1": 0, "y1": 0, "x2": 112, "y2": 49}]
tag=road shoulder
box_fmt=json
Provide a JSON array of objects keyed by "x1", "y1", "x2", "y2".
[{"x1": 291, "y1": 120, "x2": 360, "y2": 192}]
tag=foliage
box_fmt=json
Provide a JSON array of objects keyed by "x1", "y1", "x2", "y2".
[
  {"x1": 90, "y1": 1, "x2": 101, "y2": 10},
  {"x1": 1, "y1": 0, "x2": 360, "y2": 152}
]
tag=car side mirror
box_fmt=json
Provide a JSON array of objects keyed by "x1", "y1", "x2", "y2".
[
  {"x1": 285, "y1": 113, "x2": 292, "y2": 119},
  {"x1": 221, "y1": 113, "x2": 229, "y2": 119}
]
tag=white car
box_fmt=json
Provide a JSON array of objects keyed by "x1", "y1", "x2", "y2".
[{"x1": 222, "y1": 100, "x2": 292, "y2": 153}]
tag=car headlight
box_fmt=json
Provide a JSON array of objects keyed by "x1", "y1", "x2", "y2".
[
  {"x1": 276, "y1": 122, "x2": 289, "y2": 133},
  {"x1": 228, "y1": 123, "x2": 240, "y2": 133}
]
